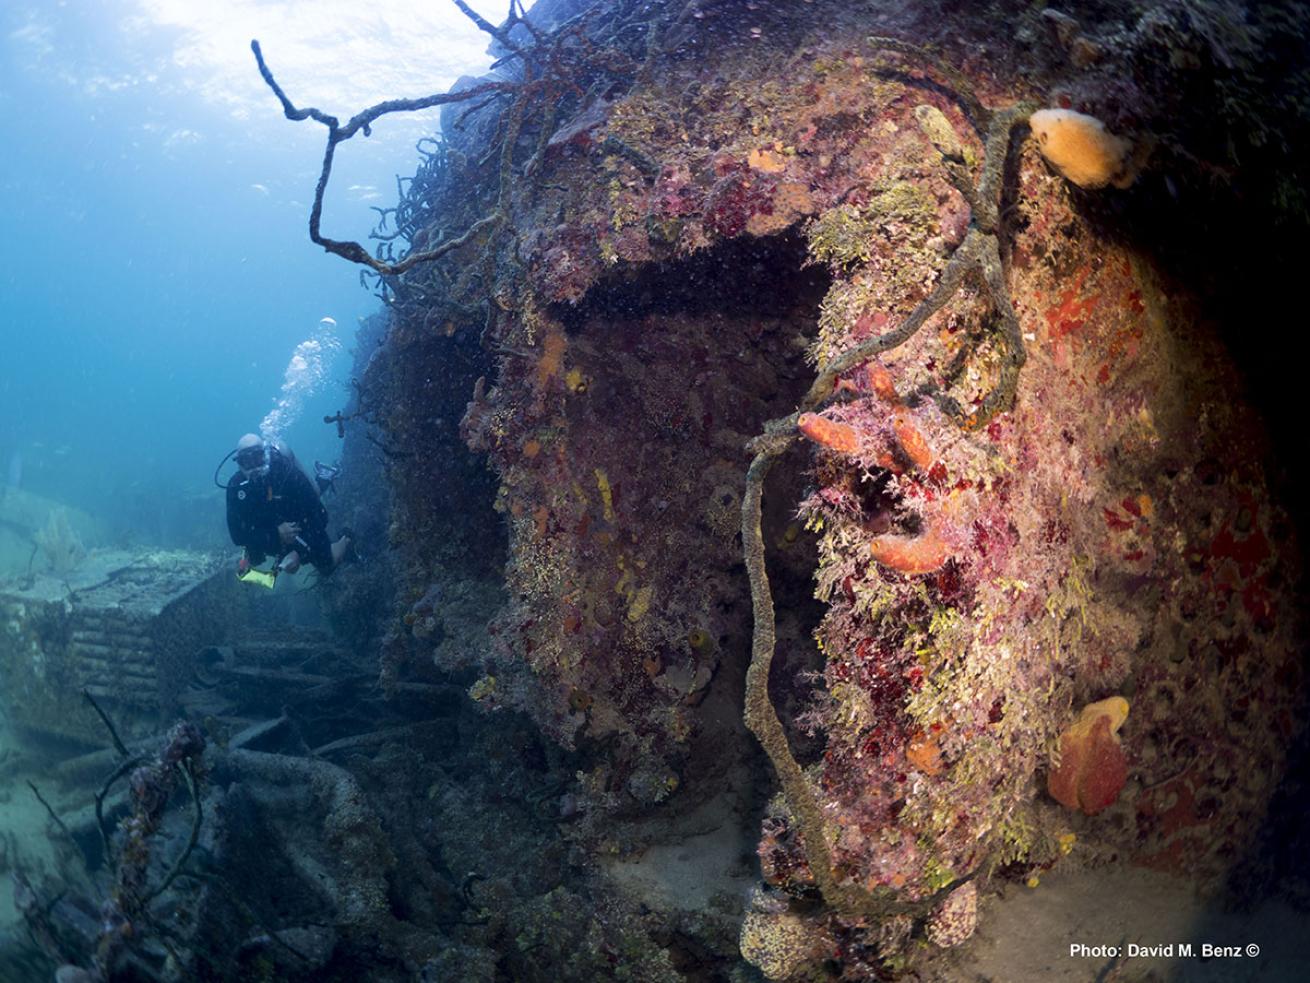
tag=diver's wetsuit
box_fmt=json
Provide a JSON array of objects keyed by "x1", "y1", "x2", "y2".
[{"x1": 226, "y1": 445, "x2": 335, "y2": 573}]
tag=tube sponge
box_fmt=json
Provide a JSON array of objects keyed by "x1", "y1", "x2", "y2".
[
  {"x1": 1029, "y1": 109, "x2": 1135, "y2": 189},
  {"x1": 797, "y1": 412, "x2": 860, "y2": 455}
]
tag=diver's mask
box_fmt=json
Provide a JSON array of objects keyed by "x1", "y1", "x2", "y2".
[{"x1": 235, "y1": 442, "x2": 269, "y2": 480}]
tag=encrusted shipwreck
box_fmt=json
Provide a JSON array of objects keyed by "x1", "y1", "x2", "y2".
[{"x1": 248, "y1": 0, "x2": 1307, "y2": 978}]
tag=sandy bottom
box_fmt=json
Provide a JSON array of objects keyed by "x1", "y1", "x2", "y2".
[
  {"x1": 603, "y1": 789, "x2": 759, "y2": 915},
  {"x1": 602, "y1": 641, "x2": 766, "y2": 923},
  {"x1": 946, "y1": 864, "x2": 1305, "y2": 982}
]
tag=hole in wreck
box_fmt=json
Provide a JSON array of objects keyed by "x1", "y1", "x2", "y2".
[
  {"x1": 549, "y1": 229, "x2": 835, "y2": 775},
  {"x1": 552, "y1": 231, "x2": 828, "y2": 334},
  {"x1": 373, "y1": 313, "x2": 508, "y2": 581}
]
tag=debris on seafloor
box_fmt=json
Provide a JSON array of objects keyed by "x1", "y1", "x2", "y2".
[{"x1": 0, "y1": 550, "x2": 231, "y2": 744}]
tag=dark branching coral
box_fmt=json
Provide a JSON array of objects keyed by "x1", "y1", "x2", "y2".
[
  {"x1": 251, "y1": 37, "x2": 513, "y2": 276},
  {"x1": 252, "y1": 1, "x2": 661, "y2": 281},
  {"x1": 740, "y1": 37, "x2": 1034, "y2": 920}
]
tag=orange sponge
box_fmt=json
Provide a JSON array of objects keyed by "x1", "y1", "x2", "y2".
[
  {"x1": 892, "y1": 409, "x2": 935, "y2": 471},
  {"x1": 868, "y1": 529, "x2": 950, "y2": 575},
  {"x1": 1048, "y1": 696, "x2": 1130, "y2": 815},
  {"x1": 797, "y1": 412, "x2": 860, "y2": 456},
  {"x1": 1029, "y1": 109, "x2": 1134, "y2": 189}
]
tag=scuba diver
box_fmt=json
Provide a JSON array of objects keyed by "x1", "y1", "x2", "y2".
[{"x1": 220, "y1": 433, "x2": 352, "y2": 587}]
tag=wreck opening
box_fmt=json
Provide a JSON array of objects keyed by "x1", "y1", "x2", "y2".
[
  {"x1": 380, "y1": 318, "x2": 507, "y2": 582},
  {"x1": 541, "y1": 229, "x2": 835, "y2": 791},
  {"x1": 554, "y1": 231, "x2": 828, "y2": 331}
]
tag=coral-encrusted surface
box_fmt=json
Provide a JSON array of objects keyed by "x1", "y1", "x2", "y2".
[
  {"x1": 364, "y1": 1, "x2": 1308, "y2": 978},
  {"x1": 759, "y1": 117, "x2": 1302, "y2": 968},
  {"x1": 461, "y1": 241, "x2": 825, "y2": 791}
]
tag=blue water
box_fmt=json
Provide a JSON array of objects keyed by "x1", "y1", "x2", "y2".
[{"x1": 0, "y1": 1, "x2": 503, "y2": 545}]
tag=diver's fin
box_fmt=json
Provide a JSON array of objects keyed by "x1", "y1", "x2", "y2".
[
  {"x1": 314, "y1": 459, "x2": 341, "y2": 496},
  {"x1": 338, "y1": 527, "x2": 361, "y2": 565},
  {"x1": 237, "y1": 566, "x2": 278, "y2": 589}
]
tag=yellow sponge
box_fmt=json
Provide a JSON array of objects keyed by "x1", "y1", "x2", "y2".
[{"x1": 1030, "y1": 108, "x2": 1134, "y2": 189}]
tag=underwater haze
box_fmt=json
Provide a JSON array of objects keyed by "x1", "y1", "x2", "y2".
[{"x1": 0, "y1": 0, "x2": 508, "y2": 549}]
